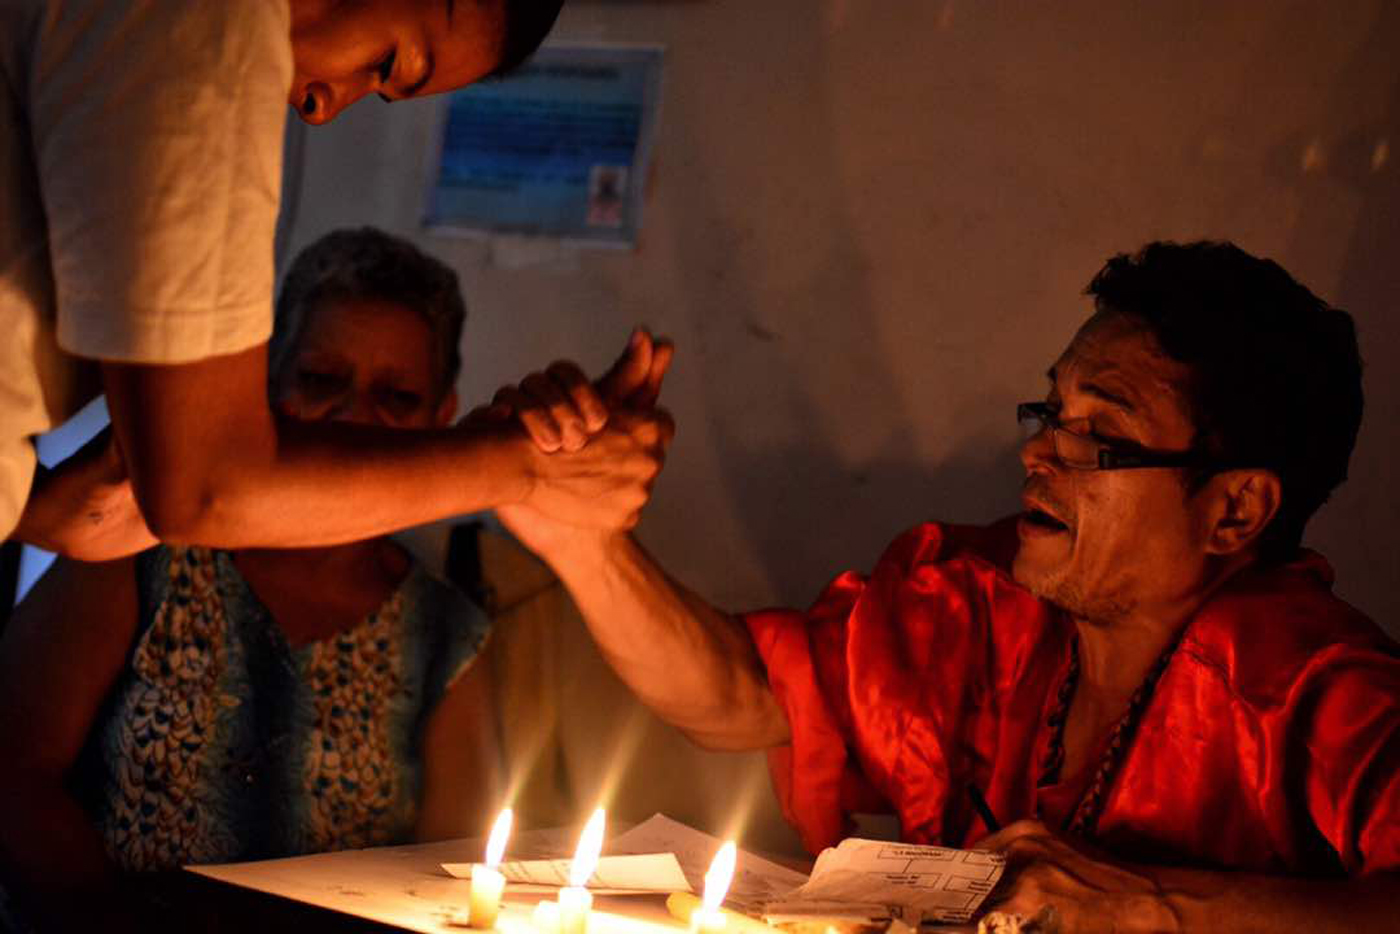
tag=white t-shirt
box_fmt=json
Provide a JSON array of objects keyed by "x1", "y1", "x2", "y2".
[{"x1": 0, "y1": 0, "x2": 292, "y2": 539}]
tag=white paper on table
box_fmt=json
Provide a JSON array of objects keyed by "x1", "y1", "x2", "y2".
[
  {"x1": 607, "y1": 813, "x2": 810, "y2": 915},
  {"x1": 763, "y1": 838, "x2": 1005, "y2": 925},
  {"x1": 190, "y1": 835, "x2": 688, "y2": 933},
  {"x1": 441, "y1": 852, "x2": 692, "y2": 895}
]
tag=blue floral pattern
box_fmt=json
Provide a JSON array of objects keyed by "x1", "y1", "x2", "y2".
[{"x1": 73, "y1": 546, "x2": 487, "y2": 871}]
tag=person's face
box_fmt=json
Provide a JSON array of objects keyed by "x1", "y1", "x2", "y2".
[
  {"x1": 1012, "y1": 312, "x2": 1216, "y2": 623},
  {"x1": 275, "y1": 297, "x2": 457, "y2": 429},
  {"x1": 288, "y1": 0, "x2": 506, "y2": 124}
]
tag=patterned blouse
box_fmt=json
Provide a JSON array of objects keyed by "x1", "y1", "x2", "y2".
[{"x1": 71, "y1": 546, "x2": 489, "y2": 871}]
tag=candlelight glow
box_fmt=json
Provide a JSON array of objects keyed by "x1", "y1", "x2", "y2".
[
  {"x1": 502, "y1": 706, "x2": 554, "y2": 813},
  {"x1": 701, "y1": 841, "x2": 736, "y2": 914},
  {"x1": 569, "y1": 808, "x2": 606, "y2": 888},
  {"x1": 591, "y1": 703, "x2": 649, "y2": 807},
  {"x1": 718, "y1": 758, "x2": 771, "y2": 845},
  {"x1": 486, "y1": 807, "x2": 513, "y2": 868}
]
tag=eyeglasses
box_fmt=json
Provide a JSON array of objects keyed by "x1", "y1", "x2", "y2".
[{"x1": 1016, "y1": 402, "x2": 1207, "y2": 471}]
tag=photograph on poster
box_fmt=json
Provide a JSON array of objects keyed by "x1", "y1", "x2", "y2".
[{"x1": 423, "y1": 44, "x2": 663, "y2": 247}]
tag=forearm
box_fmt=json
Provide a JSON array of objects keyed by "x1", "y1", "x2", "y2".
[
  {"x1": 104, "y1": 347, "x2": 668, "y2": 550},
  {"x1": 537, "y1": 532, "x2": 788, "y2": 750},
  {"x1": 174, "y1": 417, "x2": 530, "y2": 549},
  {"x1": 1148, "y1": 864, "x2": 1399, "y2": 932},
  {"x1": 103, "y1": 349, "x2": 530, "y2": 548},
  {"x1": 11, "y1": 464, "x2": 61, "y2": 549},
  {"x1": 986, "y1": 819, "x2": 1400, "y2": 934},
  {"x1": 13, "y1": 461, "x2": 155, "y2": 560}
]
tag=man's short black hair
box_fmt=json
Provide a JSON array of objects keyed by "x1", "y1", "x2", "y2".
[
  {"x1": 491, "y1": 0, "x2": 565, "y2": 77},
  {"x1": 1086, "y1": 240, "x2": 1364, "y2": 564}
]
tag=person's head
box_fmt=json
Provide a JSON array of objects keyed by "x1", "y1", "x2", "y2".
[
  {"x1": 288, "y1": 0, "x2": 565, "y2": 124},
  {"x1": 272, "y1": 227, "x2": 466, "y2": 429},
  {"x1": 1012, "y1": 240, "x2": 1363, "y2": 623}
]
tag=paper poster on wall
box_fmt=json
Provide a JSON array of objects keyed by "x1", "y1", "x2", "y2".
[{"x1": 423, "y1": 43, "x2": 663, "y2": 248}]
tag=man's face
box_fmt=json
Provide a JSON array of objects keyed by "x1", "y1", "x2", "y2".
[
  {"x1": 289, "y1": 0, "x2": 506, "y2": 124},
  {"x1": 1012, "y1": 312, "x2": 1217, "y2": 623}
]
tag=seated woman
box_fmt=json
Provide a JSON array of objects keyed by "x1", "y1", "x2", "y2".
[{"x1": 0, "y1": 228, "x2": 501, "y2": 931}]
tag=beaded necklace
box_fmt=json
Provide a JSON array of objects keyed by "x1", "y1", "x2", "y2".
[{"x1": 1037, "y1": 631, "x2": 1181, "y2": 840}]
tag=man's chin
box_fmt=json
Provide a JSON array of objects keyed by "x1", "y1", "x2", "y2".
[
  {"x1": 1012, "y1": 556, "x2": 1074, "y2": 614},
  {"x1": 1012, "y1": 548, "x2": 1046, "y2": 592},
  {"x1": 1012, "y1": 548, "x2": 1132, "y2": 622},
  {"x1": 1011, "y1": 532, "x2": 1068, "y2": 589}
]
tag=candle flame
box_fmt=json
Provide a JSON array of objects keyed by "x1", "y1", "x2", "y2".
[
  {"x1": 485, "y1": 807, "x2": 513, "y2": 868},
  {"x1": 569, "y1": 808, "x2": 606, "y2": 888},
  {"x1": 701, "y1": 841, "x2": 737, "y2": 914}
]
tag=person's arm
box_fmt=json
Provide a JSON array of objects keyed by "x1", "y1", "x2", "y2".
[
  {"x1": 978, "y1": 819, "x2": 1400, "y2": 933},
  {"x1": 480, "y1": 344, "x2": 787, "y2": 751},
  {"x1": 27, "y1": 2, "x2": 654, "y2": 553},
  {"x1": 507, "y1": 527, "x2": 789, "y2": 752},
  {"x1": 0, "y1": 555, "x2": 147, "y2": 931},
  {"x1": 416, "y1": 652, "x2": 503, "y2": 842},
  {"x1": 1150, "y1": 864, "x2": 1400, "y2": 932},
  {"x1": 11, "y1": 428, "x2": 156, "y2": 560},
  {"x1": 99, "y1": 341, "x2": 668, "y2": 548}
]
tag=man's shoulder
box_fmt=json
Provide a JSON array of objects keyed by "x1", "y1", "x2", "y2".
[{"x1": 1180, "y1": 551, "x2": 1399, "y2": 703}]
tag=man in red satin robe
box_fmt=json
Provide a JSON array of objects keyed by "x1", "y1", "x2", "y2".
[{"x1": 492, "y1": 240, "x2": 1399, "y2": 932}]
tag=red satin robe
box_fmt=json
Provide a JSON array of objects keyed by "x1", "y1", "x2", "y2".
[{"x1": 745, "y1": 518, "x2": 1400, "y2": 875}]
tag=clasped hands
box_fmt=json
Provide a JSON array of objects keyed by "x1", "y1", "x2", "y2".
[
  {"x1": 465, "y1": 328, "x2": 676, "y2": 548},
  {"x1": 17, "y1": 330, "x2": 673, "y2": 560}
]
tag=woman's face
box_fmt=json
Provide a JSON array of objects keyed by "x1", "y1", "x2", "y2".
[{"x1": 275, "y1": 296, "x2": 457, "y2": 429}]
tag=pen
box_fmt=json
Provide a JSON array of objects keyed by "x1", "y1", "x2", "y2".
[{"x1": 967, "y1": 782, "x2": 1001, "y2": 833}]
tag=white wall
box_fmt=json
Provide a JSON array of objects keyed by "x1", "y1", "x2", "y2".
[{"x1": 284, "y1": 0, "x2": 1400, "y2": 846}]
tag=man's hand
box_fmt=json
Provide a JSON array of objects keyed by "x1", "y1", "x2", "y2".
[
  {"x1": 511, "y1": 407, "x2": 675, "y2": 535},
  {"x1": 479, "y1": 329, "x2": 674, "y2": 453},
  {"x1": 597, "y1": 327, "x2": 673, "y2": 410},
  {"x1": 976, "y1": 820, "x2": 1178, "y2": 934},
  {"x1": 977, "y1": 820, "x2": 1400, "y2": 933},
  {"x1": 12, "y1": 427, "x2": 157, "y2": 560},
  {"x1": 465, "y1": 329, "x2": 675, "y2": 553}
]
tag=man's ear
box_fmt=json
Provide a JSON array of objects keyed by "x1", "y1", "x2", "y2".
[
  {"x1": 1202, "y1": 468, "x2": 1282, "y2": 557},
  {"x1": 435, "y1": 388, "x2": 459, "y2": 428}
]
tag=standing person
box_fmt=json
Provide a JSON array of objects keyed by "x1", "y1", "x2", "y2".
[
  {"x1": 0, "y1": 228, "x2": 545, "y2": 931},
  {"x1": 2, "y1": 0, "x2": 670, "y2": 559}
]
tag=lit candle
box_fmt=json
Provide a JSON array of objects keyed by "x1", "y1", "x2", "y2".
[
  {"x1": 531, "y1": 899, "x2": 560, "y2": 932},
  {"x1": 690, "y1": 841, "x2": 736, "y2": 932},
  {"x1": 665, "y1": 894, "x2": 774, "y2": 934},
  {"x1": 557, "y1": 885, "x2": 592, "y2": 934},
  {"x1": 557, "y1": 807, "x2": 605, "y2": 934},
  {"x1": 468, "y1": 808, "x2": 513, "y2": 929},
  {"x1": 667, "y1": 842, "x2": 771, "y2": 934}
]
